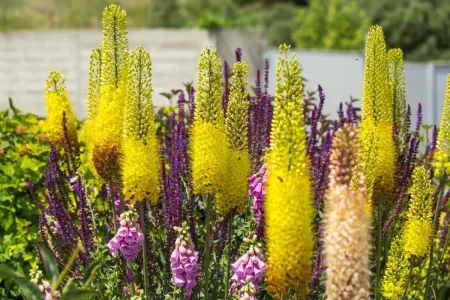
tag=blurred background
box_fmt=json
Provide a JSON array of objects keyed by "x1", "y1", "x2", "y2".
[{"x1": 1, "y1": 0, "x2": 450, "y2": 125}]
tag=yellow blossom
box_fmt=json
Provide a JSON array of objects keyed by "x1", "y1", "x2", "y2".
[{"x1": 265, "y1": 44, "x2": 313, "y2": 297}]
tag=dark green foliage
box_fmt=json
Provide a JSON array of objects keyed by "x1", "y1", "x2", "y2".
[{"x1": 363, "y1": 0, "x2": 450, "y2": 61}]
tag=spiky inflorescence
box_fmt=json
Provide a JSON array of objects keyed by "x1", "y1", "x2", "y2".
[
  {"x1": 43, "y1": 71, "x2": 79, "y2": 152},
  {"x1": 381, "y1": 237, "x2": 410, "y2": 299},
  {"x1": 265, "y1": 45, "x2": 313, "y2": 297},
  {"x1": 403, "y1": 166, "x2": 434, "y2": 257},
  {"x1": 122, "y1": 47, "x2": 160, "y2": 204},
  {"x1": 190, "y1": 46, "x2": 227, "y2": 195},
  {"x1": 87, "y1": 4, "x2": 129, "y2": 182},
  {"x1": 388, "y1": 49, "x2": 407, "y2": 152},
  {"x1": 324, "y1": 124, "x2": 371, "y2": 300},
  {"x1": 216, "y1": 61, "x2": 251, "y2": 214},
  {"x1": 434, "y1": 74, "x2": 450, "y2": 175},
  {"x1": 360, "y1": 25, "x2": 396, "y2": 205},
  {"x1": 87, "y1": 47, "x2": 102, "y2": 120}
]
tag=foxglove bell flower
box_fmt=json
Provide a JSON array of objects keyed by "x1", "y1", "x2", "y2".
[
  {"x1": 229, "y1": 235, "x2": 267, "y2": 299},
  {"x1": 30, "y1": 267, "x2": 58, "y2": 300},
  {"x1": 108, "y1": 207, "x2": 144, "y2": 263},
  {"x1": 170, "y1": 222, "x2": 199, "y2": 298},
  {"x1": 250, "y1": 167, "x2": 266, "y2": 224}
]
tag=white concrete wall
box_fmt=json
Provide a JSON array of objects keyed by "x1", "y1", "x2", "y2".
[{"x1": 0, "y1": 29, "x2": 264, "y2": 119}]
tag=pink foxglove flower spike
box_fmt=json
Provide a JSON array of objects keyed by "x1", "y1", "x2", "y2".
[
  {"x1": 170, "y1": 222, "x2": 199, "y2": 299},
  {"x1": 229, "y1": 235, "x2": 267, "y2": 299},
  {"x1": 107, "y1": 207, "x2": 144, "y2": 263}
]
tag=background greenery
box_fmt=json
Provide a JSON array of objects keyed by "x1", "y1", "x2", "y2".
[{"x1": 1, "y1": 0, "x2": 449, "y2": 61}]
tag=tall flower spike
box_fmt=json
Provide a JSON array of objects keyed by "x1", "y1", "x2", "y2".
[
  {"x1": 403, "y1": 166, "x2": 434, "y2": 257},
  {"x1": 381, "y1": 237, "x2": 410, "y2": 299},
  {"x1": 265, "y1": 44, "x2": 313, "y2": 297},
  {"x1": 324, "y1": 124, "x2": 371, "y2": 300},
  {"x1": 87, "y1": 46, "x2": 102, "y2": 120},
  {"x1": 388, "y1": 49, "x2": 407, "y2": 147},
  {"x1": 122, "y1": 46, "x2": 160, "y2": 204},
  {"x1": 216, "y1": 61, "x2": 251, "y2": 213},
  {"x1": 434, "y1": 74, "x2": 450, "y2": 175},
  {"x1": 191, "y1": 46, "x2": 227, "y2": 195},
  {"x1": 101, "y1": 4, "x2": 129, "y2": 89},
  {"x1": 360, "y1": 25, "x2": 396, "y2": 205},
  {"x1": 87, "y1": 4, "x2": 129, "y2": 182},
  {"x1": 43, "y1": 71, "x2": 79, "y2": 152}
]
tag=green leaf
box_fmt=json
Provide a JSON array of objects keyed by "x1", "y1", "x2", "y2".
[
  {"x1": 12, "y1": 276, "x2": 45, "y2": 300},
  {"x1": 41, "y1": 247, "x2": 59, "y2": 285},
  {"x1": 82, "y1": 253, "x2": 105, "y2": 287},
  {"x1": 61, "y1": 289, "x2": 97, "y2": 300},
  {"x1": 0, "y1": 265, "x2": 21, "y2": 279},
  {"x1": 61, "y1": 278, "x2": 77, "y2": 295}
]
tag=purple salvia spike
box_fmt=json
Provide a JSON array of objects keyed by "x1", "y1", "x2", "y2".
[
  {"x1": 160, "y1": 150, "x2": 171, "y2": 228},
  {"x1": 255, "y1": 69, "x2": 261, "y2": 100},
  {"x1": 169, "y1": 111, "x2": 177, "y2": 146},
  {"x1": 76, "y1": 177, "x2": 93, "y2": 252},
  {"x1": 337, "y1": 102, "x2": 344, "y2": 124},
  {"x1": 440, "y1": 189, "x2": 450, "y2": 215},
  {"x1": 143, "y1": 203, "x2": 157, "y2": 296},
  {"x1": 308, "y1": 223, "x2": 325, "y2": 296},
  {"x1": 217, "y1": 215, "x2": 230, "y2": 262},
  {"x1": 308, "y1": 106, "x2": 318, "y2": 160},
  {"x1": 222, "y1": 61, "x2": 230, "y2": 117},
  {"x1": 177, "y1": 92, "x2": 188, "y2": 175},
  {"x1": 189, "y1": 87, "x2": 196, "y2": 125},
  {"x1": 405, "y1": 105, "x2": 412, "y2": 145},
  {"x1": 415, "y1": 103, "x2": 422, "y2": 133},
  {"x1": 264, "y1": 59, "x2": 269, "y2": 94},
  {"x1": 263, "y1": 94, "x2": 272, "y2": 148},
  {"x1": 439, "y1": 210, "x2": 450, "y2": 250},
  {"x1": 235, "y1": 48, "x2": 242, "y2": 62},
  {"x1": 62, "y1": 111, "x2": 77, "y2": 175},
  {"x1": 383, "y1": 187, "x2": 408, "y2": 235}
]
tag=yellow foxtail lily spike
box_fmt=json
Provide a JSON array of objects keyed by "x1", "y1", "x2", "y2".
[
  {"x1": 216, "y1": 61, "x2": 251, "y2": 214},
  {"x1": 434, "y1": 74, "x2": 450, "y2": 175},
  {"x1": 190, "y1": 46, "x2": 227, "y2": 195},
  {"x1": 43, "y1": 71, "x2": 79, "y2": 154},
  {"x1": 403, "y1": 165, "x2": 434, "y2": 257},
  {"x1": 360, "y1": 25, "x2": 396, "y2": 205},
  {"x1": 87, "y1": 4, "x2": 129, "y2": 182},
  {"x1": 265, "y1": 44, "x2": 313, "y2": 297},
  {"x1": 122, "y1": 46, "x2": 160, "y2": 204}
]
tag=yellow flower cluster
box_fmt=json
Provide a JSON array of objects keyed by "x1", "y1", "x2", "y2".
[
  {"x1": 381, "y1": 237, "x2": 410, "y2": 299},
  {"x1": 191, "y1": 46, "x2": 228, "y2": 195},
  {"x1": 324, "y1": 124, "x2": 370, "y2": 300},
  {"x1": 216, "y1": 61, "x2": 251, "y2": 214},
  {"x1": 265, "y1": 45, "x2": 313, "y2": 297},
  {"x1": 85, "y1": 4, "x2": 128, "y2": 182},
  {"x1": 43, "y1": 71, "x2": 79, "y2": 153},
  {"x1": 434, "y1": 74, "x2": 450, "y2": 175},
  {"x1": 403, "y1": 165, "x2": 434, "y2": 257},
  {"x1": 360, "y1": 25, "x2": 396, "y2": 205},
  {"x1": 122, "y1": 47, "x2": 160, "y2": 204}
]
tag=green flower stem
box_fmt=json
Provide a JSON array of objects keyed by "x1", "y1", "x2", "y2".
[
  {"x1": 224, "y1": 210, "x2": 233, "y2": 300},
  {"x1": 425, "y1": 175, "x2": 446, "y2": 299},
  {"x1": 54, "y1": 242, "x2": 83, "y2": 290},
  {"x1": 140, "y1": 201, "x2": 149, "y2": 300},
  {"x1": 110, "y1": 181, "x2": 118, "y2": 233},
  {"x1": 203, "y1": 195, "x2": 212, "y2": 299},
  {"x1": 375, "y1": 202, "x2": 382, "y2": 300}
]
